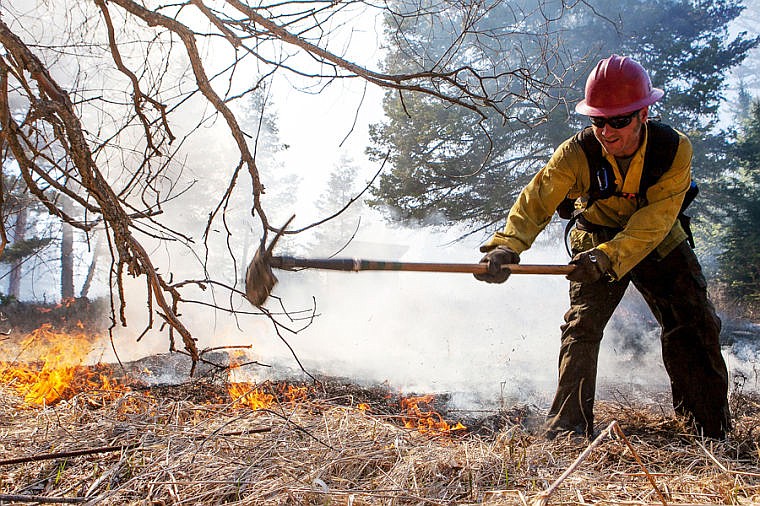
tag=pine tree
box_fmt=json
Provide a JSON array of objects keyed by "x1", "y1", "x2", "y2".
[
  {"x1": 718, "y1": 99, "x2": 760, "y2": 314},
  {"x1": 0, "y1": 171, "x2": 52, "y2": 300},
  {"x1": 368, "y1": 0, "x2": 759, "y2": 232},
  {"x1": 310, "y1": 158, "x2": 367, "y2": 256}
]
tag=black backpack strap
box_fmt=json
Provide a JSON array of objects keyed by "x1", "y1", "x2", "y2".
[
  {"x1": 639, "y1": 121, "x2": 680, "y2": 199},
  {"x1": 575, "y1": 127, "x2": 614, "y2": 201},
  {"x1": 576, "y1": 126, "x2": 601, "y2": 168},
  {"x1": 561, "y1": 127, "x2": 611, "y2": 256},
  {"x1": 641, "y1": 122, "x2": 699, "y2": 247}
]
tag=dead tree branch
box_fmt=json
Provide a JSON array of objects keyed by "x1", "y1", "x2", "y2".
[
  {"x1": 0, "y1": 0, "x2": 572, "y2": 374},
  {"x1": 0, "y1": 19, "x2": 200, "y2": 365}
]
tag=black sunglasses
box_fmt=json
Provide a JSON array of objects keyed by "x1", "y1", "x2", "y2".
[{"x1": 590, "y1": 109, "x2": 640, "y2": 129}]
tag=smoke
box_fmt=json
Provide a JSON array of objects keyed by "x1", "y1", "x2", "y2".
[
  {"x1": 210, "y1": 213, "x2": 688, "y2": 410},
  {"x1": 55, "y1": 79, "x2": 754, "y2": 414},
  {"x1": 88, "y1": 194, "x2": 760, "y2": 415},
  {"x1": 63, "y1": 79, "x2": 680, "y2": 406},
  {"x1": 723, "y1": 323, "x2": 760, "y2": 393}
]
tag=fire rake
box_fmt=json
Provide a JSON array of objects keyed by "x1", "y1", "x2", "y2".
[{"x1": 244, "y1": 218, "x2": 573, "y2": 306}]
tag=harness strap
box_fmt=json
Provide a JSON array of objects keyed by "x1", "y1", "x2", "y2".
[{"x1": 562, "y1": 121, "x2": 682, "y2": 257}]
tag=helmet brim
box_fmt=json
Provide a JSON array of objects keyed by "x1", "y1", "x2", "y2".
[{"x1": 575, "y1": 88, "x2": 664, "y2": 117}]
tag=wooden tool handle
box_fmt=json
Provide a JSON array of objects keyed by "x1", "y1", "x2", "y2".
[
  {"x1": 270, "y1": 256, "x2": 573, "y2": 275},
  {"x1": 502, "y1": 264, "x2": 574, "y2": 275}
]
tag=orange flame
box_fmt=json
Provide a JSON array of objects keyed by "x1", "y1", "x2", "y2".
[
  {"x1": 226, "y1": 350, "x2": 275, "y2": 410},
  {"x1": 228, "y1": 383, "x2": 275, "y2": 410},
  {"x1": 282, "y1": 384, "x2": 308, "y2": 403},
  {"x1": 226, "y1": 349, "x2": 314, "y2": 410},
  {"x1": 0, "y1": 324, "x2": 127, "y2": 405},
  {"x1": 400, "y1": 394, "x2": 466, "y2": 433},
  {"x1": 227, "y1": 381, "x2": 314, "y2": 410}
]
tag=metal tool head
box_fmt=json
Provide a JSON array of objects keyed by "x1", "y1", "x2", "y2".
[
  {"x1": 245, "y1": 246, "x2": 277, "y2": 306},
  {"x1": 244, "y1": 215, "x2": 294, "y2": 306}
]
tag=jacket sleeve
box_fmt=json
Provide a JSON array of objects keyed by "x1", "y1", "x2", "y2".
[
  {"x1": 596, "y1": 132, "x2": 692, "y2": 278},
  {"x1": 480, "y1": 139, "x2": 586, "y2": 253}
]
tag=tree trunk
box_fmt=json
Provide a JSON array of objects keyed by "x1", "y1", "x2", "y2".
[
  {"x1": 60, "y1": 196, "x2": 74, "y2": 300},
  {"x1": 79, "y1": 234, "x2": 103, "y2": 300},
  {"x1": 8, "y1": 208, "x2": 27, "y2": 299}
]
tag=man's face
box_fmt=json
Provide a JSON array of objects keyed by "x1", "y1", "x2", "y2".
[{"x1": 591, "y1": 108, "x2": 648, "y2": 158}]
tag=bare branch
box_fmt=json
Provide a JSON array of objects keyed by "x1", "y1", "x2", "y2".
[{"x1": 0, "y1": 19, "x2": 200, "y2": 365}]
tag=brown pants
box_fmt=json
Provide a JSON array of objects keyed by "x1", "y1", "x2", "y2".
[{"x1": 545, "y1": 240, "x2": 731, "y2": 438}]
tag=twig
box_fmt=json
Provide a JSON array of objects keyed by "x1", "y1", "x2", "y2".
[
  {"x1": 531, "y1": 421, "x2": 616, "y2": 506},
  {"x1": 532, "y1": 421, "x2": 669, "y2": 506},
  {"x1": 696, "y1": 439, "x2": 760, "y2": 477},
  {"x1": 216, "y1": 428, "x2": 273, "y2": 437},
  {"x1": 262, "y1": 407, "x2": 335, "y2": 451},
  {"x1": 0, "y1": 443, "x2": 140, "y2": 466},
  {"x1": 0, "y1": 494, "x2": 85, "y2": 504},
  {"x1": 611, "y1": 422, "x2": 669, "y2": 506},
  {"x1": 84, "y1": 452, "x2": 127, "y2": 499}
]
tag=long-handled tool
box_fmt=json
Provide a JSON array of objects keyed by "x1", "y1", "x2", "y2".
[{"x1": 245, "y1": 248, "x2": 573, "y2": 306}]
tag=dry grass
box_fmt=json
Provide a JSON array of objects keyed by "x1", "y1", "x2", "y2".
[{"x1": 0, "y1": 377, "x2": 759, "y2": 505}]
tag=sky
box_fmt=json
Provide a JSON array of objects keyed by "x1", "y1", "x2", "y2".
[{"x1": 274, "y1": 74, "x2": 386, "y2": 213}]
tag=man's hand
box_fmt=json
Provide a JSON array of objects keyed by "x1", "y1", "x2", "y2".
[
  {"x1": 566, "y1": 248, "x2": 612, "y2": 283},
  {"x1": 474, "y1": 246, "x2": 520, "y2": 284}
]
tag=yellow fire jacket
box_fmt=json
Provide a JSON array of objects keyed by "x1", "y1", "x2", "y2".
[{"x1": 481, "y1": 124, "x2": 692, "y2": 279}]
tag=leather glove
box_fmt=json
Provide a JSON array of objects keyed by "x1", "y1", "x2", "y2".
[
  {"x1": 474, "y1": 246, "x2": 520, "y2": 284},
  {"x1": 566, "y1": 248, "x2": 612, "y2": 283}
]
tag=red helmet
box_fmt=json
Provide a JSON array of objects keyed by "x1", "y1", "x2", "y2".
[{"x1": 575, "y1": 55, "x2": 663, "y2": 117}]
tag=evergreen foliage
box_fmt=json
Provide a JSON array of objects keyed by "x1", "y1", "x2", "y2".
[
  {"x1": 0, "y1": 237, "x2": 52, "y2": 264},
  {"x1": 368, "y1": 0, "x2": 759, "y2": 233},
  {"x1": 718, "y1": 99, "x2": 760, "y2": 309},
  {"x1": 310, "y1": 159, "x2": 367, "y2": 256},
  {"x1": 0, "y1": 172, "x2": 52, "y2": 272}
]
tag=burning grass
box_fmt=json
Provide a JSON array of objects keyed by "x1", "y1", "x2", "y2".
[
  {"x1": 0, "y1": 323, "x2": 130, "y2": 406},
  {"x1": 1, "y1": 317, "x2": 759, "y2": 504},
  {"x1": 0, "y1": 371, "x2": 759, "y2": 505}
]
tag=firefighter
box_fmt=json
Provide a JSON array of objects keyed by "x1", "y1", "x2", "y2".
[{"x1": 475, "y1": 54, "x2": 731, "y2": 439}]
